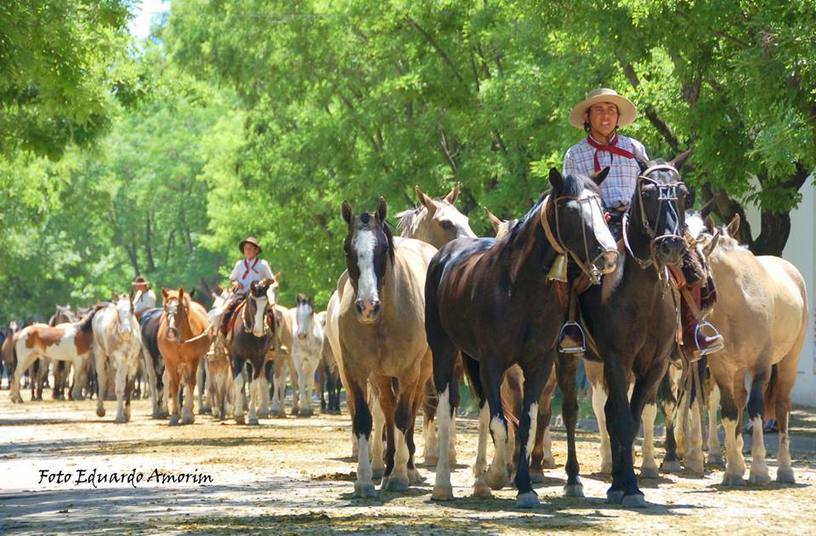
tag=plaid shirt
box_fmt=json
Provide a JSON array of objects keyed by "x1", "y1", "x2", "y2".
[{"x1": 563, "y1": 134, "x2": 649, "y2": 208}]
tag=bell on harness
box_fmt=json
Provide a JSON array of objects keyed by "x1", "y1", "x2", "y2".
[{"x1": 558, "y1": 321, "x2": 586, "y2": 354}]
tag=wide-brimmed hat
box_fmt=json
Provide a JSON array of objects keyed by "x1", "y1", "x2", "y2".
[
  {"x1": 569, "y1": 88, "x2": 638, "y2": 129},
  {"x1": 239, "y1": 236, "x2": 262, "y2": 254},
  {"x1": 132, "y1": 276, "x2": 149, "y2": 287}
]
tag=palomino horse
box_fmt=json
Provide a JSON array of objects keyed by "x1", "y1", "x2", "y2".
[
  {"x1": 426, "y1": 168, "x2": 618, "y2": 507},
  {"x1": 689, "y1": 214, "x2": 807, "y2": 485},
  {"x1": 334, "y1": 197, "x2": 436, "y2": 497},
  {"x1": 92, "y1": 294, "x2": 143, "y2": 422},
  {"x1": 140, "y1": 307, "x2": 168, "y2": 419},
  {"x1": 226, "y1": 279, "x2": 277, "y2": 425},
  {"x1": 290, "y1": 294, "x2": 325, "y2": 417},
  {"x1": 397, "y1": 183, "x2": 475, "y2": 465},
  {"x1": 563, "y1": 156, "x2": 691, "y2": 507},
  {"x1": 11, "y1": 310, "x2": 99, "y2": 404},
  {"x1": 49, "y1": 305, "x2": 77, "y2": 400},
  {"x1": 157, "y1": 288, "x2": 212, "y2": 425}
]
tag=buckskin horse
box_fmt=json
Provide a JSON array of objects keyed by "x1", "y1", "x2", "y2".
[
  {"x1": 559, "y1": 155, "x2": 691, "y2": 507},
  {"x1": 92, "y1": 294, "x2": 143, "y2": 423},
  {"x1": 397, "y1": 183, "x2": 475, "y2": 465},
  {"x1": 426, "y1": 168, "x2": 618, "y2": 507},
  {"x1": 226, "y1": 279, "x2": 277, "y2": 425},
  {"x1": 157, "y1": 288, "x2": 212, "y2": 425},
  {"x1": 333, "y1": 197, "x2": 436, "y2": 497}
]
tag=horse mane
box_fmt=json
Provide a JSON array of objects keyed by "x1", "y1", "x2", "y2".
[
  {"x1": 383, "y1": 220, "x2": 396, "y2": 264},
  {"x1": 396, "y1": 207, "x2": 420, "y2": 237},
  {"x1": 77, "y1": 305, "x2": 104, "y2": 334}
]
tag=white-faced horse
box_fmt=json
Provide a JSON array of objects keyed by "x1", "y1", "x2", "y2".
[
  {"x1": 291, "y1": 294, "x2": 325, "y2": 417},
  {"x1": 92, "y1": 294, "x2": 143, "y2": 422}
]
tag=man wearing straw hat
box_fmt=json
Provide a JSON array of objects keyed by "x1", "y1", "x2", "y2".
[
  {"x1": 131, "y1": 276, "x2": 156, "y2": 321},
  {"x1": 219, "y1": 236, "x2": 276, "y2": 336},
  {"x1": 561, "y1": 88, "x2": 723, "y2": 357}
]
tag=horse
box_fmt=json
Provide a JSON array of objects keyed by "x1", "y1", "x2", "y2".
[
  {"x1": 267, "y1": 304, "x2": 296, "y2": 417},
  {"x1": 332, "y1": 197, "x2": 436, "y2": 497},
  {"x1": 226, "y1": 279, "x2": 277, "y2": 425},
  {"x1": 92, "y1": 294, "x2": 143, "y2": 422},
  {"x1": 140, "y1": 307, "x2": 168, "y2": 418},
  {"x1": 397, "y1": 183, "x2": 475, "y2": 465},
  {"x1": 203, "y1": 288, "x2": 233, "y2": 420},
  {"x1": 319, "y1": 311, "x2": 342, "y2": 414},
  {"x1": 682, "y1": 214, "x2": 807, "y2": 485},
  {"x1": 47, "y1": 305, "x2": 77, "y2": 400},
  {"x1": 157, "y1": 288, "x2": 212, "y2": 425},
  {"x1": 290, "y1": 294, "x2": 325, "y2": 417},
  {"x1": 10, "y1": 310, "x2": 99, "y2": 404},
  {"x1": 1, "y1": 321, "x2": 20, "y2": 390},
  {"x1": 426, "y1": 168, "x2": 618, "y2": 507}
]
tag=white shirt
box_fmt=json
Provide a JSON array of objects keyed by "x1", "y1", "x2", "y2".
[
  {"x1": 133, "y1": 289, "x2": 156, "y2": 317},
  {"x1": 230, "y1": 258, "x2": 274, "y2": 291}
]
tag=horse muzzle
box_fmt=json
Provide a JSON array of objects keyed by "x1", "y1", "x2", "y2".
[
  {"x1": 167, "y1": 327, "x2": 179, "y2": 341},
  {"x1": 355, "y1": 299, "x2": 381, "y2": 323},
  {"x1": 654, "y1": 235, "x2": 687, "y2": 265},
  {"x1": 297, "y1": 332, "x2": 307, "y2": 340},
  {"x1": 593, "y1": 250, "x2": 619, "y2": 275}
]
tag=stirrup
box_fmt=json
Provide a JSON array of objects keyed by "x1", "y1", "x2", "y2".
[
  {"x1": 695, "y1": 321, "x2": 724, "y2": 356},
  {"x1": 558, "y1": 321, "x2": 586, "y2": 354}
]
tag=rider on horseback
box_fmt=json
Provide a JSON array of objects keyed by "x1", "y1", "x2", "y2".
[
  {"x1": 560, "y1": 88, "x2": 723, "y2": 358},
  {"x1": 219, "y1": 236, "x2": 275, "y2": 337},
  {"x1": 131, "y1": 276, "x2": 156, "y2": 321}
]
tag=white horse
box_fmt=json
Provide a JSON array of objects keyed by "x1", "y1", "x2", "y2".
[
  {"x1": 92, "y1": 294, "x2": 143, "y2": 423},
  {"x1": 290, "y1": 294, "x2": 325, "y2": 417}
]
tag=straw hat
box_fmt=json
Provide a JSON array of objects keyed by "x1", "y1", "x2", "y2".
[
  {"x1": 131, "y1": 276, "x2": 149, "y2": 287},
  {"x1": 239, "y1": 236, "x2": 262, "y2": 254},
  {"x1": 569, "y1": 88, "x2": 637, "y2": 129}
]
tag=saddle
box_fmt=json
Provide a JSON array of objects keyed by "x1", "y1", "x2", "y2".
[{"x1": 222, "y1": 300, "x2": 275, "y2": 339}]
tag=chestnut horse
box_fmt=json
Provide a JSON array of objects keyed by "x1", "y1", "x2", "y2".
[
  {"x1": 426, "y1": 169, "x2": 617, "y2": 507},
  {"x1": 157, "y1": 288, "x2": 212, "y2": 425}
]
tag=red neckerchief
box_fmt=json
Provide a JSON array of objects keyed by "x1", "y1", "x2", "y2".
[
  {"x1": 586, "y1": 133, "x2": 634, "y2": 171},
  {"x1": 241, "y1": 258, "x2": 259, "y2": 279}
]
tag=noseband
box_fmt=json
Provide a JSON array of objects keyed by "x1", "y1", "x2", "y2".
[
  {"x1": 624, "y1": 163, "x2": 687, "y2": 270},
  {"x1": 540, "y1": 193, "x2": 614, "y2": 285}
]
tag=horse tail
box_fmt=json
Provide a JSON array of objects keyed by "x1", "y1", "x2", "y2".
[
  {"x1": 500, "y1": 394, "x2": 520, "y2": 428},
  {"x1": 764, "y1": 364, "x2": 780, "y2": 422},
  {"x1": 78, "y1": 306, "x2": 102, "y2": 334}
]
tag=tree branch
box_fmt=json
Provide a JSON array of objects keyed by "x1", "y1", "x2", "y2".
[{"x1": 405, "y1": 16, "x2": 465, "y2": 84}]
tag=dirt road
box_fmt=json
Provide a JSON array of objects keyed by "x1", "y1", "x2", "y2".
[{"x1": 1, "y1": 396, "x2": 814, "y2": 534}]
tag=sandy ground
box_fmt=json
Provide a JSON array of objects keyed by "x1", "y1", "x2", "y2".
[{"x1": 1, "y1": 395, "x2": 815, "y2": 535}]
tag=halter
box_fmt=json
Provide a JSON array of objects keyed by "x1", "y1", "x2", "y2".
[
  {"x1": 623, "y1": 164, "x2": 687, "y2": 272},
  {"x1": 243, "y1": 289, "x2": 272, "y2": 336},
  {"x1": 540, "y1": 192, "x2": 615, "y2": 285},
  {"x1": 164, "y1": 297, "x2": 186, "y2": 342}
]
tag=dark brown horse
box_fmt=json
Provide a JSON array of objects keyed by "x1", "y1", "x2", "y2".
[
  {"x1": 563, "y1": 155, "x2": 691, "y2": 507},
  {"x1": 227, "y1": 279, "x2": 277, "y2": 425},
  {"x1": 426, "y1": 168, "x2": 618, "y2": 507}
]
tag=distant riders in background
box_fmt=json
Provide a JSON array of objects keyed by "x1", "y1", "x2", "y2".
[{"x1": 220, "y1": 236, "x2": 276, "y2": 337}]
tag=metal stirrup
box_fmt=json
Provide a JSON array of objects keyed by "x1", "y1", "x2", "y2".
[
  {"x1": 695, "y1": 321, "x2": 724, "y2": 356},
  {"x1": 558, "y1": 321, "x2": 586, "y2": 354}
]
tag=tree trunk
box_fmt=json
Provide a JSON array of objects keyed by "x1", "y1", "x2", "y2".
[{"x1": 145, "y1": 213, "x2": 156, "y2": 272}]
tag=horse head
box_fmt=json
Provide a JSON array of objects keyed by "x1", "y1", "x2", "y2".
[
  {"x1": 342, "y1": 196, "x2": 394, "y2": 324},
  {"x1": 397, "y1": 183, "x2": 476, "y2": 248},
  {"x1": 295, "y1": 293, "x2": 314, "y2": 340},
  {"x1": 113, "y1": 293, "x2": 135, "y2": 339},
  {"x1": 245, "y1": 279, "x2": 275, "y2": 338},
  {"x1": 161, "y1": 288, "x2": 188, "y2": 342},
  {"x1": 628, "y1": 151, "x2": 692, "y2": 267},
  {"x1": 544, "y1": 168, "x2": 618, "y2": 283}
]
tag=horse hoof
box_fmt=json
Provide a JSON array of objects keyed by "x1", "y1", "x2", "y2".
[
  {"x1": 606, "y1": 490, "x2": 625, "y2": 504},
  {"x1": 485, "y1": 470, "x2": 508, "y2": 491},
  {"x1": 640, "y1": 466, "x2": 659, "y2": 479},
  {"x1": 431, "y1": 485, "x2": 454, "y2": 501},
  {"x1": 563, "y1": 483, "x2": 584, "y2": 498},
  {"x1": 621, "y1": 493, "x2": 647, "y2": 508},
  {"x1": 257, "y1": 411, "x2": 269, "y2": 419},
  {"x1": 777, "y1": 468, "x2": 796, "y2": 484},
  {"x1": 291, "y1": 407, "x2": 300, "y2": 416},
  {"x1": 181, "y1": 415, "x2": 194, "y2": 425},
  {"x1": 472, "y1": 482, "x2": 492, "y2": 498},
  {"x1": 353, "y1": 483, "x2": 377, "y2": 498},
  {"x1": 234, "y1": 416, "x2": 245, "y2": 425},
  {"x1": 408, "y1": 469, "x2": 426, "y2": 485},
  {"x1": 515, "y1": 491, "x2": 539, "y2": 508},
  {"x1": 382, "y1": 476, "x2": 409, "y2": 492},
  {"x1": 530, "y1": 470, "x2": 545, "y2": 484},
  {"x1": 169, "y1": 415, "x2": 179, "y2": 426},
  {"x1": 707, "y1": 453, "x2": 724, "y2": 467},
  {"x1": 96, "y1": 408, "x2": 106, "y2": 417},
  {"x1": 749, "y1": 471, "x2": 771, "y2": 485},
  {"x1": 661, "y1": 460, "x2": 682, "y2": 473},
  {"x1": 300, "y1": 409, "x2": 314, "y2": 418},
  {"x1": 541, "y1": 457, "x2": 556, "y2": 470},
  {"x1": 248, "y1": 417, "x2": 259, "y2": 426},
  {"x1": 721, "y1": 473, "x2": 745, "y2": 487},
  {"x1": 599, "y1": 463, "x2": 612, "y2": 475},
  {"x1": 271, "y1": 409, "x2": 286, "y2": 418},
  {"x1": 371, "y1": 467, "x2": 385, "y2": 482}
]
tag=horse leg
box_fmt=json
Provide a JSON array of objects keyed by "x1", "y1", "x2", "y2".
[
  {"x1": 659, "y1": 367, "x2": 682, "y2": 473},
  {"x1": 682, "y1": 365, "x2": 705, "y2": 475},
  {"x1": 369, "y1": 389, "x2": 386, "y2": 481},
  {"x1": 95, "y1": 349, "x2": 107, "y2": 417},
  {"x1": 114, "y1": 356, "x2": 128, "y2": 423},
  {"x1": 181, "y1": 362, "x2": 196, "y2": 425},
  {"x1": 247, "y1": 363, "x2": 259, "y2": 426},
  {"x1": 557, "y1": 354, "x2": 584, "y2": 497},
  {"x1": 166, "y1": 364, "x2": 181, "y2": 426},
  {"x1": 590, "y1": 378, "x2": 612, "y2": 474},
  {"x1": 512, "y1": 359, "x2": 550, "y2": 508},
  {"x1": 407, "y1": 371, "x2": 427, "y2": 485},
  {"x1": 376, "y1": 376, "x2": 404, "y2": 491},
  {"x1": 232, "y1": 357, "x2": 246, "y2": 425},
  {"x1": 481, "y1": 361, "x2": 512, "y2": 492},
  {"x1": 421, "y1": 379, "x2": 439, "y2": 465},
  {"x1": 718, "y1": 369, "x2": 746, "y2": 486},
  {"x1": 301, "y1": 356, "x2": 317, "y2": 418},
  {"x1": 143, "y1": 349, "x2": 161, "y2": 419},
  {"x1": 640, "y1": 400, "x2": 659, "y2": 478},
  {"x1": 10, "y1": 347, "x2": 33, "y2": 404},
  {"x1": 124, "y1": 365, "x2": 136, "y2": 423},
  {"x1": 747, "y1": 366, "x2": 772, "y2": 484},
  {"x1": 197, "y1": 357, "x2": 209, "y2": 415},
  {"x1": 706, "y1": 377, "x2": 723, "y2": 466},
  {"x1": 603, "y1": 357, "x2": 640, "y2": 506},
  {"x1": 773, "y1": 351, "x2": 798, "y2": 484},
  {"x1": 345, "y1": 374, "x2": 375, "y2": 498},
  {"x1": 256, "y1": 361, "x2": 271, "y2": 418},
  {"x1": 530, "y1": 371, "x2": 557, "y2": 483},
  {"x1": 290, "y1": 358, "x2": 300, "y2": 416}
]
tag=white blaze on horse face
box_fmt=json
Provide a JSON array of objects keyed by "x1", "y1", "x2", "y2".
[
  {"x1": 578, "y1": 189, "x2": 617, "y2": 255},
  {"x1": 116, "y1": 297, "x2": 132, "y2": 337},
  {"x1": 353, "y1": 229, "x2": 380, "y2": 316},
  {"x1": 436, "y1": 205, "x2": 476, "y2": 239},
  {"x1": 252, "y1": 296, "x2": 268, "y2": 338},
  {"x1": 267, "y1": 282, "x2": 280, "y2": 306},
  {"x1": 296, "y1": 301, "x2": 313, "y2": 339}
]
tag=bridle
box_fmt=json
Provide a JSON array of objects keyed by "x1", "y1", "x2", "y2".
[
  {"x1": 623, "y1": 164, "x2": 687, "y2": 271},
  {"x1": 243, "y1": 287, "x2": 273, "y2": 336},
  {"x1": 164, "y1": 297, "x2": 185, "y2": 342},
  {"x1": 540, "y1": 192, "x2": 616, "y2": 285}
]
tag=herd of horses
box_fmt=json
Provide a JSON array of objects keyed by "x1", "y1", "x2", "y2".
[{"x1": 0, "y1": 156, "x2": 808, "y2": 509}]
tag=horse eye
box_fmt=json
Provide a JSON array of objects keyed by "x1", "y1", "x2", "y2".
[{"x1": 440, "y1": 220, "x2": 454, "y2": 230}]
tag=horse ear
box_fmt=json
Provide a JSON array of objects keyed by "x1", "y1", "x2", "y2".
[
  {"x1": 703, "y1": 230, "x2": 720, "y2": 257},
  {"x1": 670, "y1": 149, "x2": 692, "y2": 172},
  {"x1": 636, "y1": 159, "x2": 649, "y2": 173},
  {"x1": 548, "y1": 168, "x2": 565, "y2": 192},
  {"x1": 704, "y1": 215, "x2": 716, "y2": 233},
  {"x1": 178, "y1": 287, "x2": 185, "y2": 301},
  {"x1": 376, "y1": 196, "x2": 387, "y2": 222},
  {"x1": 726, "y1": 213, "x2": 741, "y2": 237},
  {"x1": 484, "y1": 208, "x2": 502, "y2": 235},
  {"x1": 189, "y1": 288, "x2": 196, "y2": 299},
  {"x1": 162, "y1": 288, "x2": 169, "y2": 300},
  {"x1": 342, "y1": 201, "x2": 353, "y2": 225},
  {"x1": 274, "y1": 271, "x2": 282, "y2": 282},
  {"x1": 443, "y1": 182, "x2": 461, "y2": 205},
  {"x1": 590, "y1": 166, "x2": 610, "y2": 186},
  {"x1": 416, "y1": 186, "x2": 435, "y2": 212}
]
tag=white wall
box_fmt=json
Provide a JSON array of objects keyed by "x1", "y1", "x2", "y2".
[{"x1": 744, "y1": 180, "x2": 816, "y2": 407}]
